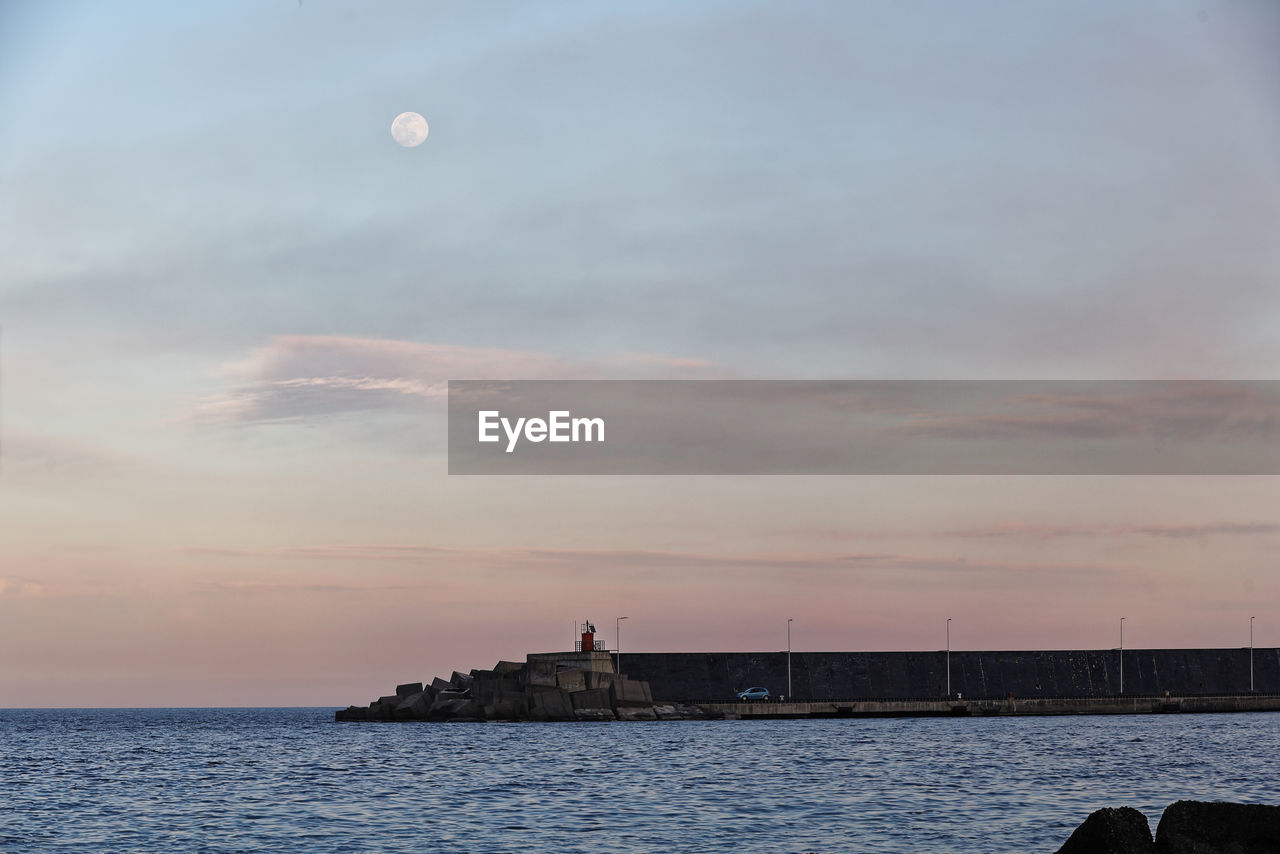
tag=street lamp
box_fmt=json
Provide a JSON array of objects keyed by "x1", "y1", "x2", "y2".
[
  {"x1": 616, "y1": 616, "x2": 628, "y2": 676},
  {"x1": 1251, "y1": 616, "x2": 1255, "y2": 693},
  {"x1": 1120, "y1": 617, "x2": 1125, "y2": 695},
  {"x1": 946, "y1": 618, "x2": 952, "y2": 698},
  {"x1": 787, "y1": 618, "x2": 793, "y2": 699}
]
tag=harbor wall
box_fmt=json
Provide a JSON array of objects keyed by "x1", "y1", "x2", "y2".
[{"x1": 615, "y1": 648, "x2": 1280, "y2": 701}]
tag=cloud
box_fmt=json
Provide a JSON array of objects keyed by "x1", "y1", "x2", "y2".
[
  {"x1": 2, "y1": 433, "x2": 138, "y2": 477},
  {"x1": 183, "y1": 335, "x2": 719, "y2": 424},
  {"x1": 888, "y1": 384, "x2": 1280, "y2": 444},
  {"x1": 0, "y1": 576, "x2": 46, "y2": 599},
  {"x1": 944, "y1": 521, "x2": 1280, "y2": 540},
  {"x1": 181, "y1": 541, "x2": 1120, "y2": 581}
]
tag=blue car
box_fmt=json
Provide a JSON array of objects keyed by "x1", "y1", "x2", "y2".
[{"x1": 736, "y1": 687, "x2": 770, "y2": 701}]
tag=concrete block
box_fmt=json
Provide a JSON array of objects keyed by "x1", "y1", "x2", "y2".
[
  {"x1": 395, "y1": 682, "x2": 424, "y2": 698},
  {"x1": 570, "y1": 688, "x2": 612, "y2": 711},
  {"x1": 394, "y1": 691, "x2": 432, "y2": 721},
  {"x1": 494, "y1": 660, "x2": 524, "y2": 674},
  {"x1": 610, "y1": 678, "x2": 650, "y2": 707},
  {"x1": 473, "y1": 673, "x2": 523, "y2": 705},
  {"x1": 335, "y1": 706, "x2": 369, "y2": 722},
  {"x1": 450, "y1": 671, "x2": 474, "y2": 690},
  {"x1": 526, "y1": 687, "x2": 575, "y2": 721},
  {"x1": 521, "y1": 659, "x2": 559, "y2": 688},
  {"x1": 557, "y1": 669, "x2": 587, "y2": 693},
  {"x1": 585, "y1": 671, "x2": 616, "y2": 691},
  {"x1": 428, "y1": 696, "x2": 483, "y2": 721},
  {"x1": 430, "y1": 677, "x2": 453, "y2": 693}
]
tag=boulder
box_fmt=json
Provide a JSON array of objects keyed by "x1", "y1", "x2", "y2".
[
  {"x1": 573, "y1": 707, "x2": 617, "y2": 721},
  {"x1": 654, "y1": 703, "x2": 709, "y2": 720},
  {"x1": 1155, "y1": 800, "x2": 1280, "y2": 853},
  {"x1": 616, "y1": 706, "x2": 659, "y2": 721},
  {"x1": 557, "y1": 669, "x2": 587, "y2": 693},
  {"x1": 1055, "y1": 807, "x2": 1154, "y2": 854},
  {"x1": 395, "y1": 682, "x2": 423, "y2": 699}
]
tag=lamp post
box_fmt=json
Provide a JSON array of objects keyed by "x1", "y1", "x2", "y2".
[
  {"x1": 1250, "y1": 616, "x2": 1255, "y2": 693},
  {"x1": 1120, "y1": 617, "x2": 1125, "y2": 695},
  {"x1": 946, "y1": 618, "x2": 952, "y2": 698},
  {"x1": 787, "y1": 618, "x2": 793, "y2": 699},
  {"x1": 616, "y1": 616, "x2": 628, "y2": 676}
]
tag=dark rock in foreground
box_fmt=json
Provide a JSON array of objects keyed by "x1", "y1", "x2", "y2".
[
  {"x1": 1155, "y1": 800, "x2": 1280, "y2": 853},
  {"x1": 1055, "y1": 806, "x2": 1154, "y2": 854},
  {"x1": 1055, "y1": 802, "x2": 1280, "y2": 854}
]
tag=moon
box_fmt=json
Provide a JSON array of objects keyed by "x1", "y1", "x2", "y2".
[{"x1": 391, "y1": 112, "x2": 429, "y2": 147}]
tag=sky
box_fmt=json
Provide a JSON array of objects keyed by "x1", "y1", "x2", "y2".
[{"x1": 1, "y1": 0, "x2": 1278, "y2": 707}]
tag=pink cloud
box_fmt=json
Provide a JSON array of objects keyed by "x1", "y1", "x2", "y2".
[
  {"x1": 943, "y1": 521, "x2": 1280, "y2": 540},
  {"x1": 184, "y1": 335, "x2": 719, "y2": 423}
]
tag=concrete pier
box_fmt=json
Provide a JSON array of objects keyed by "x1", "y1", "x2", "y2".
[
  {"x1": 618, "y1": 648, "x2": 1280, "y2": 702},
  {"x1": 701, "y1": 693, "x2": 1280, "y2": 719}
]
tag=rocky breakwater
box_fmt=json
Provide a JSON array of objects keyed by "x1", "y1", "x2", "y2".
[
  {"x1": 335, "y1": 658, "x2": 707, "y2": 722},
  {"x1": 1055, "y1": 800, "x2": 1280, "y2": 853}
]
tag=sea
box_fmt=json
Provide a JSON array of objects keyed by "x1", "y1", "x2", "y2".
[{"x1": 1, "y1": 708, "x2": 1276, "y2": 853}]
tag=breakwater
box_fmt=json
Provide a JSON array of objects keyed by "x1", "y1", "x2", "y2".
[
  {"x1": 337, "y1": 646, "x2": 1280, "y2": 723},
  {"x1": 618, "y1": 647, "x2": 1279, "y2": 701}
]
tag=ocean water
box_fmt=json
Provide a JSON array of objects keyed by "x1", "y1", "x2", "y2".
[{"x1": 1, "y1": 709, "x2": 1277, "y2": 853}]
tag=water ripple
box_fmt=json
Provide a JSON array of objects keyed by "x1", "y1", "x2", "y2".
[{"x1": 1, "y1": 709, "x2": 1277, "y2": 852}]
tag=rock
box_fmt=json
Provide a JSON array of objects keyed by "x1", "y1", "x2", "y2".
[
  {"x1": 1155, "y1": 800, "x2": 1280, "y2": 853},
  {"x1": 653, "y1": 703, "x2": 709, "y2": 720},
  {"x1": 557, "y1": 669, "x2": 587, "y2": 693},
  {"x1": 615, "y1": 706, "x2": 659, "y2": 721},
  {"x1": 1055, "y1": 807, "x2": 1154, "y2": 854},
  {"x1": 573, "y1": 707, "x2": 617, "y2": 721},
  {"x1": 395, "y1": 682, "x2": 423, "y2": 698}
]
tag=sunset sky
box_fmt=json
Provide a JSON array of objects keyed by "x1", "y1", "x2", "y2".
[{"x1": 2, "y1": 0, "x2": 1278, "y2": 707}]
